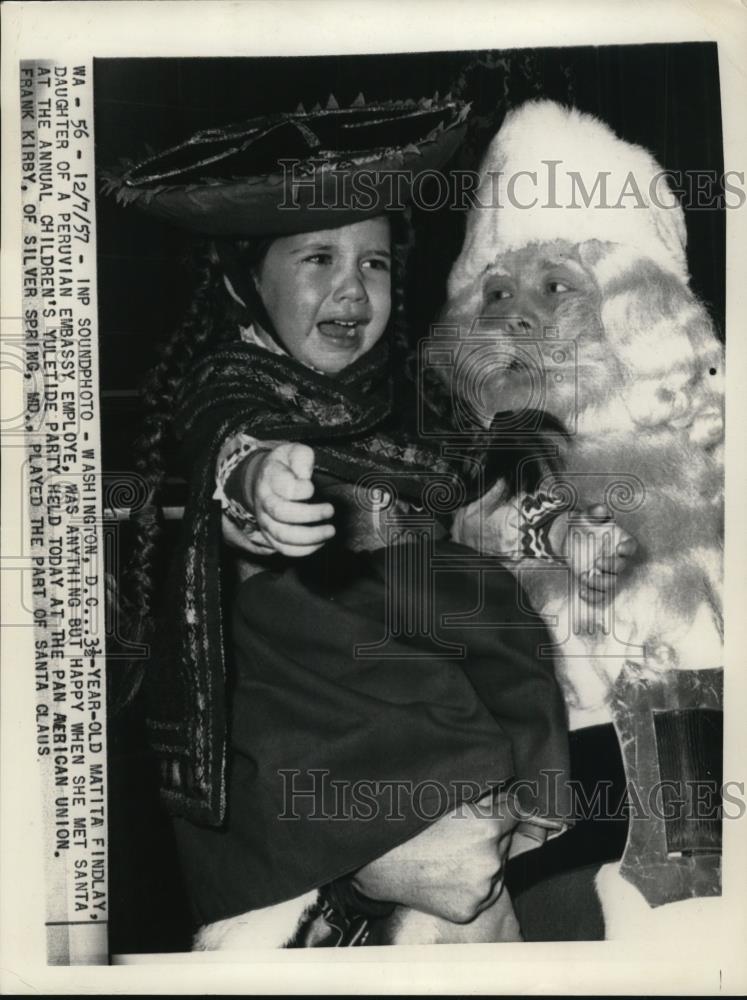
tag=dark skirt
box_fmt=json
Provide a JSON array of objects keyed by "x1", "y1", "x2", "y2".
[{"x1": 173, "y1": 538, "x2": 571, "y2": 927}]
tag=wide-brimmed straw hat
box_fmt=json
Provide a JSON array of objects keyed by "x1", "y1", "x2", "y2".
[{"x1": 103, "y1": 94, "x2": 470, "y2": 236}]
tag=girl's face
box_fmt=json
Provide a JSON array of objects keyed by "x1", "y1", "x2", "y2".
[{"x1": 254, "y1": 216, "x2": 392, "y2": 373}]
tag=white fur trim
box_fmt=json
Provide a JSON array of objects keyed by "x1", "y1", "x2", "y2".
[
  {"x1": 595, "y1": 862, "x2": 721, "y2": 940},
  {"x1": 448, "y1": 100, "x2": 689, "y2": 300},
  {"x1": 193, "y1": 890, "x2": 319, "y2": 951}
]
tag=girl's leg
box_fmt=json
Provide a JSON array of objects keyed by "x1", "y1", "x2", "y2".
[{"x1": 372, "y1": 887, "x2": 523, "y2": 945}]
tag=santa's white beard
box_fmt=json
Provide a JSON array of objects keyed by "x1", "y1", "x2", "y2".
[{"x1": 445, "y1": 241, "x2": 724, "y2": 939}]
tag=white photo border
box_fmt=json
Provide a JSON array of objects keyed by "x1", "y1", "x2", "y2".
[{"x1": 2, "y1": 1, "x2": 746, "y2": 995}]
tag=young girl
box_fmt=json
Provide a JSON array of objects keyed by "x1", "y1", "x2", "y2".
[{"x1": 110, "y1": 98, "x2": 631, "y2": 947}]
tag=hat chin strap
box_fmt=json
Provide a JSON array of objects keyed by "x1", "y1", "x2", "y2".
[
  {"x1": 222, "y1": 275, "x2": 285, "y2": 353},
  {"x1": 215, "y1": 241, "x2": 288, "y2": 353}
]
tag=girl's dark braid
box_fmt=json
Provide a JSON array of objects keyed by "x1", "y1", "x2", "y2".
[
  {"x1": 387, "y1": 210, "x2": 416, "y2": 399},
  {"x1": 113, "y1": 244, "x2": 239, "y2": 710}
]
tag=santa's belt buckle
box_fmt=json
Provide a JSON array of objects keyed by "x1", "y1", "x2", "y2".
[
  {"x1": 609, "y1": 665, "x2": 723, "y2": 907},
  {"x1": 654, "y1": 708, "x2": 722, "y2": 856}
]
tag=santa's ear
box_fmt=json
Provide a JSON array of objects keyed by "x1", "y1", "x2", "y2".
[{"x1": 582, "y1": 242, "x2": 723, "y2": 448}]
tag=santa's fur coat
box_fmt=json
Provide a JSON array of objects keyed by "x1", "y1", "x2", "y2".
[{"x1": 445, "y1": 100, "x2": 724, "y2": 937}]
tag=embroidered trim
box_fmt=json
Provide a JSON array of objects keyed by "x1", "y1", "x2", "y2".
[
  {"x1": 213, "y1": 432, "x2": 270, "y2": 536},
  {"x1": 224, "y1": 496, "x2": 261, "y2": 533},
  {"x1": 285, "y1": 893, "x2": 373, "y2": 947},
  {"x1": 214, "y1": 432, "x2": 260, "y2": 502},
  {"x1": 520, "y1": 491, "x2": 569, "y2": 562}
]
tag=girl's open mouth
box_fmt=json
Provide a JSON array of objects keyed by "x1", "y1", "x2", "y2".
[{"x1": 317, "y1": 320, "x2": 364, "y2": 341}]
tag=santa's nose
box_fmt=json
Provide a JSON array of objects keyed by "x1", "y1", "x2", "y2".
[{"x1": 498, "y1": 314, "x2": 536, "y2": 335}]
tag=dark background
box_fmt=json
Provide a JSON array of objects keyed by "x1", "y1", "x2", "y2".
[{"x1": 96, "y1": 44, "x2": 725, "y2": 954}]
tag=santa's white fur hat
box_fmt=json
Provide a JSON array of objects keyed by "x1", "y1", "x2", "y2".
[{"x1": 448, "y1": 100, "x2": 689, "y2": 299}]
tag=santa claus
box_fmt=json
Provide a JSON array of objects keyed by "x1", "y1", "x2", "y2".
[{"x1": 444, "y1": 99, "x2": 724, "y2": 939}]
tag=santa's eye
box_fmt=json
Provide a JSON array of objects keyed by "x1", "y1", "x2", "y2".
[{"x1": 546, "y1": 280, "x2": 572, "y2": 294}]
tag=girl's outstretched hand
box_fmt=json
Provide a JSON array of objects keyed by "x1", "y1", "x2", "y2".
[{"x1": 248, "y1": 442, "x2": 335, "y2": 557}]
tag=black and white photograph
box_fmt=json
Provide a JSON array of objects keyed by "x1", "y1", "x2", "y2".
[{"x1": 2, "y1": 1, "x2": 746, "y2": 994}]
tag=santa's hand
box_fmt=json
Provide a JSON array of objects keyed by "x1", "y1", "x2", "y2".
[
  {"x1": 249, "y1": 442, "x2": 335, "y2": 557},
  {"x1": 548, "y1": 502, "x2": 637, "y2": 603}
]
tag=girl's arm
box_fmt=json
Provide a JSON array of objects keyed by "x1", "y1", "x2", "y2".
[
  {"x1": 216, "y1": 435, "x2": 335, "y2": 557},
  {"x1": 214, "y1": 431, "x2": 277, "y2": 555}
]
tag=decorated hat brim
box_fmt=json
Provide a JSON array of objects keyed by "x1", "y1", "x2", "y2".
[{"x1": 102, "y1": 97, "x2": 470, "y2": 237}]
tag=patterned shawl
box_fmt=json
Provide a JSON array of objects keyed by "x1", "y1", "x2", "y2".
[{"x1": 144, "y1": 337, "x2": 470, "y2": 825}]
